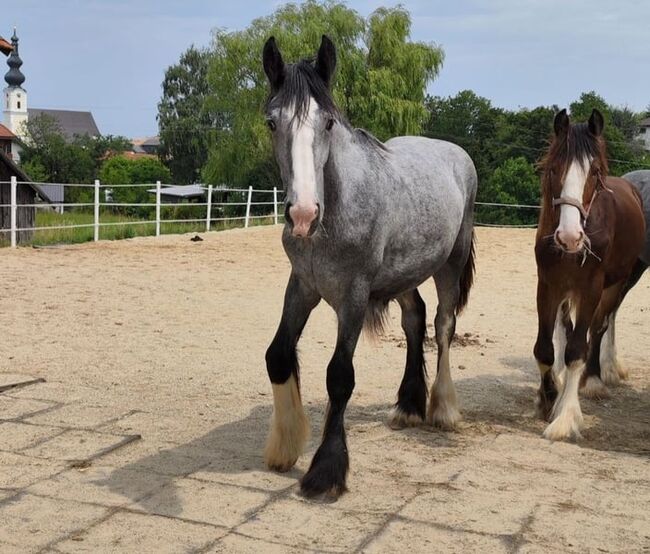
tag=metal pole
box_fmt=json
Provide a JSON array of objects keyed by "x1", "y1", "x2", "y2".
[
  {"x1": 206, "y1": 184, "x2": 213, "y2": 232},
  {"x1": 10, "y1": 176, "x2": 17, "y2": 248},
  {"x1": 245, "y1": 186, "x2": 253, "y2": 228},
  {"x1": 155, "y1": 180, "x2": 161, "y2": 237},
  {"x1": 94, "y1": 179, "x2": 100, "y2": 242},
  {"x1": 273, "y1": 186, "x2": 278, "y2": 225}
]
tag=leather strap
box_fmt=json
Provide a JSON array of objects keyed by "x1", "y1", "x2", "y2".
[{"x1": 552, "y1": 196, "x2": 588, "y2": 220}]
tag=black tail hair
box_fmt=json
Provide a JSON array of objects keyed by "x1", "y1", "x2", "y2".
[{"x1": 456, "y1": 230, "x2": 476, "y2": 315}]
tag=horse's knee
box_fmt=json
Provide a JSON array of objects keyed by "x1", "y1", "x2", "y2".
[
  {"x1": 326, "y1": 353, "x2": 355, "y2": 402},
  {"x1": 565, "y1": 335, "x2": 587, "y2": 366},
  {"x1": 265, "y1": 337, "x2": 295, "y2": 384},
  {"x1": 534, "y1": 337, "x2": 554, "y2": 367}
]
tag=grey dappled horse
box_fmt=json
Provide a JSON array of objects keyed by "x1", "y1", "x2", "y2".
[
  {"x1": 262, "y1": 35, "x2": 477, "y2": 498},
  {"x1": 552, "y1": 169, "x2": 650, "y2": 394}
]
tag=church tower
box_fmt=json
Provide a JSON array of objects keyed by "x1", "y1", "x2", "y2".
[{"x1": 3, "y1": 28, "x2": 27, "y2": 140}]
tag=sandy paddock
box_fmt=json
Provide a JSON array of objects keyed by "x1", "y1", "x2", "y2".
[{"x1": 0, "y1": 226, "x2": 648, "y2": 553}]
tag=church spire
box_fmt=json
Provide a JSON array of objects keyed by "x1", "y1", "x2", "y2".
[{"x1": 4, "y1": 27, "x2": 25, "y2": 88}]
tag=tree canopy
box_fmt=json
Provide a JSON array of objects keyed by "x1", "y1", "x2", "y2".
[{"x1": 200, "y1": 0, "x2": 444, "y2": 188}]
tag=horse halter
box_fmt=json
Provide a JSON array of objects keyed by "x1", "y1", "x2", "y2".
[{"x1": 551, "y1": 169, "x2": 606, "y2": 226}]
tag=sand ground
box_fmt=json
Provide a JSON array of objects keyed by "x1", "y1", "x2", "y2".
[{"x1": 0, "y1": 225, "x2": 648, "y2": 553}]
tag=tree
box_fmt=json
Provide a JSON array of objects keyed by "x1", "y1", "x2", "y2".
[
  {"x1": 99, "y1": 155, "x2": 171, "y2": 216},
  {"x1": 158, "y1": 46, "x2": 214, "y2": 184},
  {"x1": 478, "y1": 157, "x2": 540, "y2": 225},
  {"x1": 201, "y1": 0, "x2": 444, "y2": 188}
]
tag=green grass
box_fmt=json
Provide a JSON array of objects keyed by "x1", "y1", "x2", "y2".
[{"x1": 2, "y1": 210, "x2": 279, "y2": 247}]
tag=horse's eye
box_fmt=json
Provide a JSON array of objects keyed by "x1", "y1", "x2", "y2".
[
  {"x1": 266, "y1": 118, "x2": 276, "y2": 131},
  {"x1": 326, "y1": 118, "x2": 335, "y2": 131}
]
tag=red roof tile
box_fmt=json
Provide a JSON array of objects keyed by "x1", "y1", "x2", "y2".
[{"x1": 0, "y1": 124, "x2": 17, "y2": 139}]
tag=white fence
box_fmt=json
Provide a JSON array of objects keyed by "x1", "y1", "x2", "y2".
[
  {"x1": 1, "y1": 177, "x2": 544, "y2": 247},
  {"x1": 1, "y1": 177, "x2": 284, "y2": 248}
]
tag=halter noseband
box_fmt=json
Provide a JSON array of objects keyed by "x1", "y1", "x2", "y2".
[{"x1": 552, "y1": 169, "x2": 606, "y2": 224}]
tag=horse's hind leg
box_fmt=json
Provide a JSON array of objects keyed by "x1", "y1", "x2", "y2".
[
  {"x1": 389, "y1": 289, "x2": 427, "y2": 429},
  {"x1": 427, "y1": 266, "x2": 461, "y2": 430},
  {"x1": 582, "y1": 282, "x2": 627, "y2": 399},
  {"x1": 265, "y1": 273, "x2": 320, "y2": 472},
  {"x1": 601, "y1": 259, "x2": 648, "y2": 385}
]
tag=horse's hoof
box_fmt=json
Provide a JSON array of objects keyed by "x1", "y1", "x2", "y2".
[
  {"x1": 535, "y1": 394, "x2": 554, "y2": 422},
  {"x1": 600, "y1": 364, "x2": 621, "y2": 387},
  {"x1": 543, "y1": 411, "x2": 583, "y2": 442},
  {"x1": 580, "y1": 375, "x2": 610, "y2": 399},
  {"x1": 427, "y1": 402, "x2": 461, "y2": 431},
  {"x1": 300, "y1": 466, "x2": 347, "y2": 500},
  {"x1": 617, "y1": 364, "x2": 630, "y2": 381},
  {"x1": 267, "y1": 459, "x2": 298, "y2": 473},
  {"x1": 388, "y1": 406, "x2": 424, "y2": 429}
]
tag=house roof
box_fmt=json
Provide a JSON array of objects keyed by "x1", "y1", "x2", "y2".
[
  {"x1": 639, "y1": 117, "x2": 650, "y2": 127},
  {"x1": 0, "y1": 36, "x2": 12, "y2": 56},
  {"x1": 0, "y1": 123, "x2": 16, "y2": 139},
  {"x1": 28, "y1": 108, "x2": 100, "y2": 141},
  {"x1": 146, "y1": 184, "x2": 205, "y2": 198},
  {"x1": 0, "y1": 149, "x2": 54, "y2": 202}
]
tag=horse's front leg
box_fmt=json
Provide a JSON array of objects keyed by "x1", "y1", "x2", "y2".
[
  {"x1": 544, "y1": 281, "x2": 602, "y2": 441},
  {"x1": 265, "y1": 273, "x2": 321, "y2": 472},
  {"x1": 300, "y1": 287, "x2": 368, "y2": 499},
  {"x1": 533, "y1": 281, "x2": 562, "y2": 421}
]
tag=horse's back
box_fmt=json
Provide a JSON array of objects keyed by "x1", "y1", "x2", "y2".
[
  {"x1": 622, "y1": 170, "x2": 650, "y2": 263},
  {"x1": 384, "y1": 136, "x2": 477, "y2": 201}
]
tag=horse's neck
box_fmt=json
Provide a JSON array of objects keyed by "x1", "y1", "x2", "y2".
[{"x1": 325, "y1": 126, "x2": 381, "y2": 206}]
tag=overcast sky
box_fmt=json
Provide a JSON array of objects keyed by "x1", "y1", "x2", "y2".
[{"x1": 3, "y1": 1, "x2": 649, "y2": 137}]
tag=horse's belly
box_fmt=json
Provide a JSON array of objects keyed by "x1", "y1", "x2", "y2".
[{"x1": 370, "y1": 243, "x2": 451, "y2": 298}]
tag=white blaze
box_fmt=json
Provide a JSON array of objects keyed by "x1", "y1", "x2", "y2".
[
  {"x1": 290, "y1": 98, "x2": 318, "y2": 206},
  {"x1": 556, "y1": 158, "x2": 590, "y2": 250}
]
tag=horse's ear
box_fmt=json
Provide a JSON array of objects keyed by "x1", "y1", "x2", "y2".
[
  {"x1": 588, "y1": 109, "x2": 604, "y2": 137},
  {"x1": 315, "y1": 34, "x2": 336, "y2": 88},
  {"x1": 263, "y1": 36, "x2": 285, "y2": 92},
  {"x1": 554, "y1": 109, "x2": 569, "y2": 137}
]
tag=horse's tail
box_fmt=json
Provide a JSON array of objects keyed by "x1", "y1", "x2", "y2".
[
  {"x1": 456, "y1": 230, "x2": 476, "y2": 315},
  {"x1": 363, "y1": 298, "x2": 390, "y2": 337}
]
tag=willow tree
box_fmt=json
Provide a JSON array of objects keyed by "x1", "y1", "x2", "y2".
[{"x1": 202, "y1": 1, "x2": 444, "y2": 188}]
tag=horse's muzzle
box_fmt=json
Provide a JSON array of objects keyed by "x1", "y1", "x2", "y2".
[
  {"x1": 554, "y1": 228, "x2": 585, "y2": 254},
  {"x1": 286, "y1": 202, "x2": 320, "y2": 238}
]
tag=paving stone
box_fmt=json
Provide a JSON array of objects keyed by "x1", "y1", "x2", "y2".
[
  {"x1": 214, "y1": 532, "x2": 321, "y2": 553},
  {"x1": 0, "y1": 421, "x2": 65, "y2": 451},
  {"x1": 54, "y1": 510, "x2": 225, "y2": 553},
  {"x1": 0, "y1": 397, "x2": 56, "y2": 421},
  {"x1": 21, "y1": 429, "x2": 131, "y2": 461},
  {"x1": 400, "y1": 487, "x2": 536, "y2": 535},
  {"x1": 26, "y1": 465, "x2": 169, "y2": 507},
  {"x1": 235, "y1": 496, "x2": 386, "y2": 553},
  {"x1": 129, "y1": 477, "x2": 270, "y2": 527},
  {"x1": 362, "y1": 518, "x2": 509, "y2": 553},
  {"x1": 523, "y1": 502, "x2": 649, "y2": 552},
  {"x1": 0, "y1": 494, "x2": 106, "y2": 550},
  {"x1": 0, "y1": 451, "x2": 66, "y2": 489},
  {"x1": 27, "y1": 404, "x2": 126, "y2": 428}
]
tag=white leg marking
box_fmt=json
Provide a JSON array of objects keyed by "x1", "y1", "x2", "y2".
[
  {"x1": 427, "y1": 322, "x2": 461, "y2": 430},
  {"x1": 600, "y1": 314, "x2": 628, "y2": 383},
  {"x1": 552, "y1": 305, "x2": 567, "y2": 389},
  {"x1": 388, "y1": 406, "x2": 424, "y2": 429},
  {"x1": 544, "y1": 362, "x2": 584, "y2": 441},
  {"x1": 264, "y1": 374, "x2": 310, "y2": 472}
]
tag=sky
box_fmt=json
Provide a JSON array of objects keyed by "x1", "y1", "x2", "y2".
[{"x1": 3, "y1": 1, "x2": 649, "y2": 138}]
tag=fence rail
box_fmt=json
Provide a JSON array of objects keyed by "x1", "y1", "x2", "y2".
[
  {"x1": 1, "y1": 178, "x2": 542, "y2": 247},
  {"x1": 1, "y1": 178, "x2": 284, "y2": 247}
]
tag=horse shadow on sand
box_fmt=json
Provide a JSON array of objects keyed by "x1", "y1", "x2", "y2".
[{"x1": 98, "y1": 358, "x2": 648, "y2": 517}]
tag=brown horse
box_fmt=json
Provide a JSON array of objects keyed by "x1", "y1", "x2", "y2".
[{"x1": 534, "y1": 109, "x2": 645, "y2": 441}]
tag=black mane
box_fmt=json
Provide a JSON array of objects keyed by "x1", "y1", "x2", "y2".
[
  {"x1": 266, "y1": 59, "x2": 339, "y2": 123},
  {"x1": 565, "y1": 122, "x2": 603, "y2": 170}
]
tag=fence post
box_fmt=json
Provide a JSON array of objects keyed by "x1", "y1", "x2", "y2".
[
  {"x1": 206, "y1": 184, "x2": 213, "y2": 232},
  {"x1": 155, "y1": 180, "x2": 161, "y2": 237},
  {"x1": 273, "y1": 186, "x2": 278, "y2": 225},
  {"x1": 245, "y1": 186, "x2": 253, "y2": 228},
  {"x1": 10, "y1": 175, "x2": 17, "y2": 248},
  {"x1": 94, "y1": 179, "x2": 100, "y2": 242}
]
